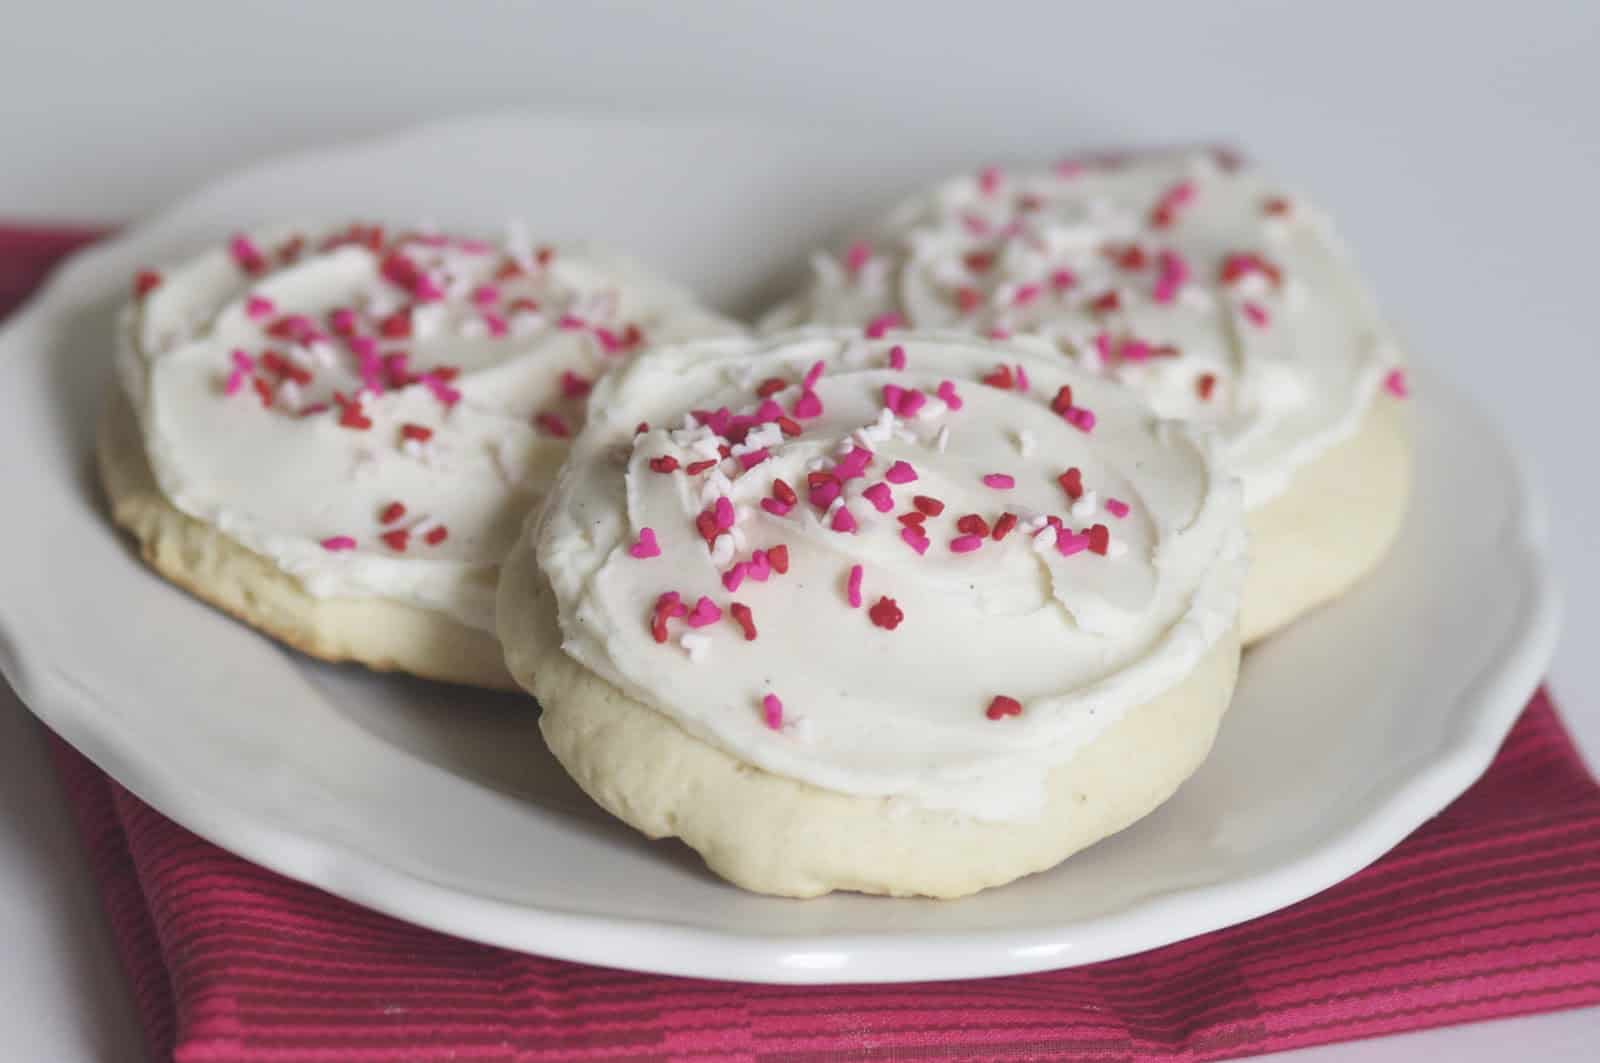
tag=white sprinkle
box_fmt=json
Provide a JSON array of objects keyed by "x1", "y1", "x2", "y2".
[
  {"x1": 509, "y1": 311, "x2": 545, "y2": 337},
  {"x1": 458, "y1": 317, "x2": 489, "y2": 339},
  {"x1": 840, "y1": 338, "x2": 869, "y2": 366},
  {"x1": 680, "y1": 634, "x2": 710, "y2": 662},
  {"x1": 786, "y1": 714, "x2": 815, "y2": 742},
  {"x1": 1016, "y1": 429, "x2": 1036, "y2": 458},
  {"x1": 412, "y1": 303, "x2": 446, "y2": 339},
  {"x1": 710, "y1": 534, "x2": 736, "y2": 568},
  {"x1": 1108, "y1": 539, "x2": 1129, "y2": 560},
  {"x1": 275, "y1": 380, "x2": 303, "y2": 412},
  {"x1": 935, "y1": 425, "x2": 950, "y2": 452},
  {"x1": 1070, "y1": 491, "x2": 1099, "y2": 522}
]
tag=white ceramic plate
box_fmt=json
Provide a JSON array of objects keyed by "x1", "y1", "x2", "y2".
[{"x1": 0, "y1": 114, "x2": 1560, "y2": 984}]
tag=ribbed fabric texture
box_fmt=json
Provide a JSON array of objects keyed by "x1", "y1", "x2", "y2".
[{"x1": 10, "y1": 226, "x2": 1600, "y2": 1061}]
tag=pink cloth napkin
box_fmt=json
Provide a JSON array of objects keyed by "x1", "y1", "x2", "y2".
[{"x1": 12, "y1": 225, "x2": 1600, "y2": 1061}]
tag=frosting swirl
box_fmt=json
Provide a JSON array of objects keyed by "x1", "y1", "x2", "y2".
[
  {"x1": 527, "y1": 330, "x2": 1245, "y2": 820},
  {"x1": 763, "y1": 151, "x2": 1398, "y2": 506},
  {"x1": 118, "y1": 224, "x2": 737, "y2": 630}
]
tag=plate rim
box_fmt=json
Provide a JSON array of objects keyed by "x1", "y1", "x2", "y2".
[{"x1": 0, "y1": 114, "x2": 1563, "y2": 983}]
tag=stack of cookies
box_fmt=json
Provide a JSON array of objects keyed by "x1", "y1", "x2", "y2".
[{"x1": 101, "y1": 151, "x2": 1411, "y2": 898}]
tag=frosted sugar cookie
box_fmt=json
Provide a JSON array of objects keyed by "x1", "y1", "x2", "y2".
[
  {"x1": 102, "y1": 223, "x2": 738, "y2": 688},
  {"x1": 763, "y1": 152, "x2": 1410, "y2": 642},
  {"x1": 499, "y1": 330, "x2": 1246, "y2": 896}
]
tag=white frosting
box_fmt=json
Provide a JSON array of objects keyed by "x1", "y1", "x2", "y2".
[
  {"x1": 530, "y1": 331, "x2": 1246, "y2": 821},
  {"x1": 763, "y1": 152, "x2": 1398, "y2": 506},
  {"x1": 118, "y1": 224, "x2": 737, "y2": 630}
]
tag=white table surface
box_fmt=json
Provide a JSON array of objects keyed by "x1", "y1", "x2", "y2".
[{"x1": 2, "y1": 2, "x2": 1597, "y2": 1058}]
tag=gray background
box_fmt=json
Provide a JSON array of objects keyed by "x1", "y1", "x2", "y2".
[{"x1": 2, "y1": 2, "x2": 1595, "y2": 1058}]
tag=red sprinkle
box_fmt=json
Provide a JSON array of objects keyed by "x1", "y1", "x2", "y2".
[
  {"x1": 955, "y1": 287, "x2": 984, "y2": 314},
  {"x1": 685, "y1": 459, "x2": 719, "y2": 475},
  {"x1": 756, "y1": 377, "x2": 789, "y2": 398},
  {"x1": 992, "y1": 513, "x2": 1019, "y2": 541},
  {"x1": 424, "y1": 526, "x2": 448, "y2": 546},
  {"x1": 868, "y1": 596, "x2": 904, "y2": 631},
  {"x1": 649, "y1": 455, "x2": 680, "y2": 473},
  {"x1": 1196, "y1": 373, "x2": 1218, "y2": 401},
  {"x1": 1088, "y1": 523, "x2": 1110, "y2": 556},
  {"x1": 982, "y1": 364, "x2": 1016, "y2": 390},
  {"x1": 535, "y1": 412, "x2": 571, "y2": 438},
  {"x1": 957, "y1": 514, "x2": 991, "y2": 537},
  {"x1": 133, "y1": 270, "x2": 162, "y2": 299},
  {"x1": 1050, "y1": 385, "x2": 1074, "y2": 415},
  {"x1": 380, "y1": 502, "x2": 407, "y2": 524},
  {"x1": 380, "y1": 529, "x2": 409, "y2": 552},
  {"x1": 898, "y1": 512, "x2": 926, "y2": 527},
  {"x1": 378, "y1": 308, "x2": 413, "y2": 339},
  {"x1": 730, "y1": 602, "x2": 758, "y2": 641},
  {"x1": 913, "y1": 495, "x2": 945, "y2": 517},
  {"x1": 1059, "y1": 467, "x2": 1084, "y2": 500},
  {"x1": 1090, "y1": 290, "x2": 1121, "y2": 314},
  {"x1": 772, "y1": 479, "x2": 798, "y2": 506},
  {"x1": 253, "y1": 377, "x2": 275, "y2": 407},
  {"x1": 767, "y1": 544, "x2": 790, "y2": 574},
  {"x1": 985, "y1": 695, "x2": 1023, "y2": 720},
  {"x1": 401, "y1": 423, "x2": 433, "y2": 442},
  {"x1": 776, "y1": 416, "x2": 803, "y2": 437}
]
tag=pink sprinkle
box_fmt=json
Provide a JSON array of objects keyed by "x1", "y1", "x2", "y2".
[
  {"x1": 1106, "y1": 498, "x2": 1131, "y2": 519},
  {"x1": 1054, "y1": 159, "x2": 1085, "y2": 178},
  {"x1": 847, "y1": 564, "x2": 864, "y2": 607},
  {"x1": 831, "y1": 507, "x2": 858, "y2": 534},
  {"x1": 412, "y1": 274, "x2": 446, "y2": 302},
  {"x1": 713, "y1": 497, "x2": 735, "y2": 530},
  {"x1": 593, "y1": 327, "x2": 621, "y2": 355},
  {"x1": 320, "y1": 536, "x2": 357, "y2": 552},
  {"x1": 977, "y1": 166, "x2": 1003, "y2": 195},
  {"x1": 760, "y1": 498, "x2": 794, "y2": 517},
  {"x1": 987, "y1": 327, "x2": 1012, "y2": 340},
  {"x1": 961, "y1": 212, "x2": 991, "y2": 237},
  {"x1": 762, "y1": 693, "x2": 784, "y2": 731},
  {"x1": 471, "y1": 284, "x2": 500, "y2": 307},
  {"x1": 1014, "y1": 365, "x2": 1029, "y2": 392},
  {"x1": 1012, "y1": 283, "x2": 1042, "y2": 307},
  {"x1": 901, "y1": 527, "x2": 930, "y2": 555},
  {"x1": 483, "y1": 311, "x2": 508, "y2": 337},
  {"x1": 836, "y1": 447, "x2": 874, "y2": 479},
  {"x1": 748, "y1": 551, "x2": 772, "y2": 581},
  {"x1": 1093, "y1": 332, "x2": 1113, "y2": 363},
  {"x1": 882, "y1": 383, "x2": 906, "y2": 411},
  {"x1": 1121, "y1": 339, "x2": 1151, "y2": 362},
  {"x1": 862, "y1": 482, "x2": 894, "y2": 512},
  {"x1": 421, "y1": 374, "x2": 461, "y2": 406},
  {"x1": 560, "y1": 371, "x2": 592, "y2": 399},
  {"x1": 1050, "y1": 268, "x2": 1078, "y2": 291},
  {"x1": 982, "y1": 473, "x2": 1015, "y2": 490},
  {"x1": 229, "y1": 235, "x2": 266, "y2": 273},
  {"x1": 1065, "y1": 407, "x2": 1097, "y2": 433},
  {"x1": 224, "y1": 368, "x2": 248, "y2": 396},
  {"x1": 738, "y1": 447, "x2": 771, "y2": 470},
  {"x1": 1385, "y1": 368, "x2": 1410, "y2": 398},
  {"x1": 755, "y1": 398, "x2": 784, "y2": 422},
  {"x1": 628, "y1": 527, "x2": 661, "y2": 559},
  {"x1": 230, "y1": 349, "x2": 255, "y2": 373},
  {"x1": 329, "y1": 307, "x2": 358, "y2": 335},
  {"x1": 808, "y1": 480, "x2": 841, "y2": 510},
  {"x1": 888, "y1": 344, "x2": 907, "y2": 370},
  {"x1": 245, "y1": 295, "x2": 275, "y2": 320},
  {"x1": 936, "y1": 380, "x2": 963, "y2": 410},
  {"x1": 793, "y1": 390, "x2": 823, "y2": 419},
  {"x1": 721, "y1": 562, "x2": 749, "y2": 591},
  {"x1": 897, "y1": 389, "x2": 927, "y2": 417},
  {"x1": 803, "y1": 360, "x2": 826, "y2": 390},
  {"x1": 686, "y1": 597, "x2": 723, "y2": 628},
  {"x1": 844, "y1": 241, "x2": 873, "y2": 274},
  {"x1": 1242, "y1": 301, "x2": 1270, "y2": 328},
  {"x1": 884, "y1": 461, "x2": 917, "y2": 484},
  {"x1": 1056, "y1": 528, "x2": 1090, "y2": 556},
  {"x1": 950, "y1": 535, "x2": 984, "y2": 554},
  {"x1": 864, "y1": 312, "x2": 904, "y2": 339},
  {"x1": 557, "y1": 314, "x2": 586, "y2": 331}
]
